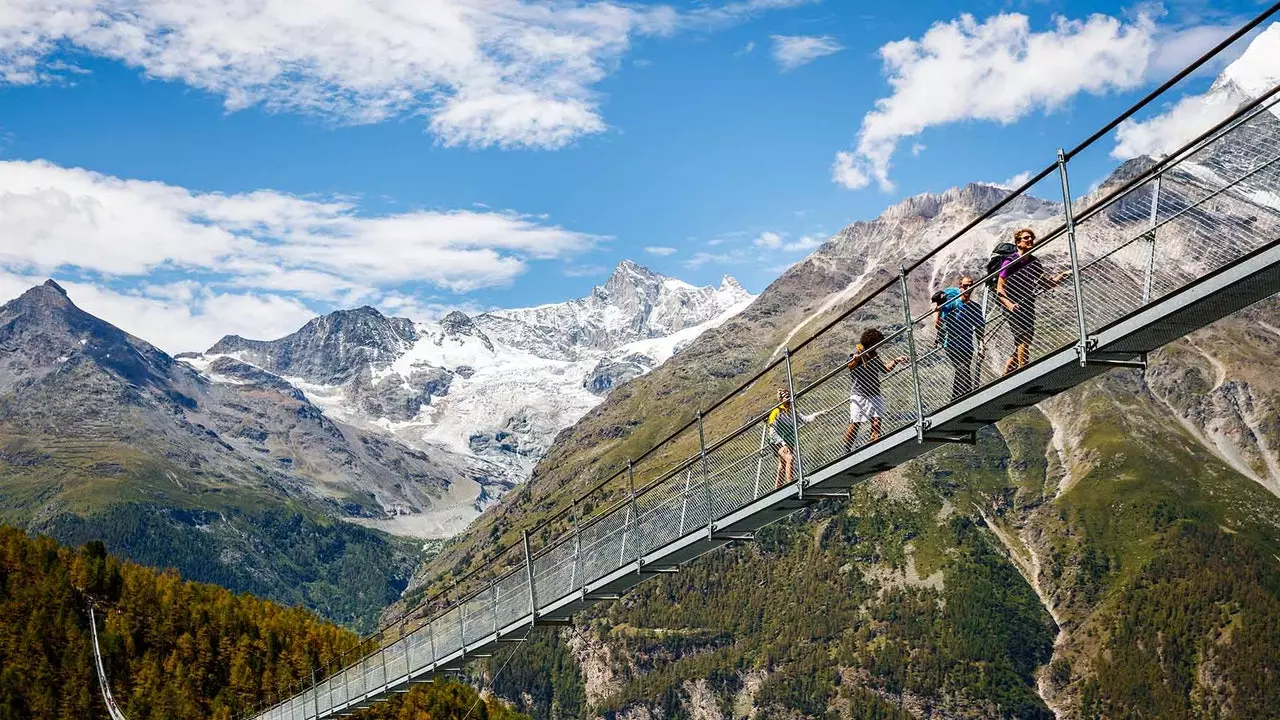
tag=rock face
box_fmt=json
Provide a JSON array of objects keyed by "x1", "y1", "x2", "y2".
[
  {"x1": 414, "y1": 31, "x2": 1280, "y2": 720},
  {"x1": 209, "y1": 306, "x2": 417, "y2": 384},
  {"x1": 0, "y1": 282, "x2": 473, "y2": 627},
  {"x1": 483, "y1": 260, "x2": 752, "y2": 358},
  {"x1": 583, "y1": 353, "x2": 655, "y2": 395},
  {"x1": 175, "y1": 261, "x2": 753, "y2": 538}
]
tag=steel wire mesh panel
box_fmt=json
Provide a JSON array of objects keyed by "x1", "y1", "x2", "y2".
[
  {"x1": 533, "y1": 539, "x2": 576, "y2": 606},
  {"x1": 384, "y1": 639, "x2": 405, "y2": 682},
  {"x1": 462, "y1": 589, "x2": 492, "y2": 645},
  {"x1": 629, "y1": 468, "x2": 686, "y2": 555},
  {"x1": 435, "y1": 608, "x2": 462, "y2": 657},
  {"x1": 795, "y1": 323, "x2": 919, "y2": 473},
  {"x1": 703, "y1": 418, "x2": 771, "y2": 520},
  {"x1": 576, "y1": 507, "x2": 627, "y2": 586},
  {"x1": 495, "y1": 570, "x2": 531, "y2": 624},
  {"x1": 1074, "y1": 110, "x2": 1280, "y2": 336},
  {"x1": 407, "y1": 623, "x2": 432, "y2": 671},
  {"x1": 329, "y1": 670, "x2": 345, "y2": 707}
]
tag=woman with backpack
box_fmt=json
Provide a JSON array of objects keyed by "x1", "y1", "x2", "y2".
[
  {"x1": 844, "y1": 328, "x2": 909, "y2": 453},
  {"x1": 993, "y1": 228, "x2": 1070, "y2": 374}
]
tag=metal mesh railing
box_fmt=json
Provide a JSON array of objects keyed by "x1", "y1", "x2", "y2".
[{"x1": 248, "y1": 17, "x2": 1280, "y2": 720}]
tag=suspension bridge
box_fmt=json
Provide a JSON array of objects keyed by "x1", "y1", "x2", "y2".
[{"x1": 246, "y1": 12, "x2": 1280, "y2": 720}]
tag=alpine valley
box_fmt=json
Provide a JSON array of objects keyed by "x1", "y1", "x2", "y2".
[
  {"x1": 0, "y1": 262, "x2": 752, "y2": 630},
  {"x1": 3, "y1": 22, "x2": 1279, "y2": 720},
  {"x1": 404, "y1": 29, "x2": 1280, "y2": 720}
]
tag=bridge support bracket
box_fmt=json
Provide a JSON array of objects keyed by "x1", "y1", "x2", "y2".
[
  {"x1": 1084, "y1": 352, "x2": 1147, "y2": 369},
  {"x1": 804, "y1": 490, "x2": 853, "y2": 500},
  {"x1": 922, "y1": 431, "x2": 977, "y2": 445},
  {"x1": 711, "y1": 532, "x2": 754, "y2": 542}
]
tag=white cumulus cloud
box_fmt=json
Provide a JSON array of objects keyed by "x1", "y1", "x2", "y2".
[
  {"x1": 644, "y1": 246, "x2": 678, "y2": 256},
  {"x1": 0, "y1": 0, "x2": 807, "y2": 150},
  {"x1": 771, "y1": 34, "x2": 844, "y2": 71},
  {"x1": 0, "y1": 159, "x2": 607, "y2": 349},
  {"x1": 833, "y1": 11, "x2": 1156, "y2": 191},
  {"x1": 1113, "y1": 22, "x2": 1280, "y2": 160},
  {"x1": 0, "y1": 159, "x2": 599, "y2": 295}
]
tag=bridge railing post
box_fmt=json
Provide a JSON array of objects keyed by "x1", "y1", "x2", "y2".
[
  {"x1": 491, "y1": 579, "x2": 500, "y2": 637},
  {"x1": 620, "y1": 459, "x2": 634, "y2": 566},
  {"x1": 698, "y1": 411, "x2": 713, "y2": 535},
  {"x1": 522, "y1": 530, "x2": 537, "y2": 625},
  {"x1": 630, "y1": 460, "x2": 643, "y2": 569},
  {"x1": 402, "y1": 618, "x2": 412, "y2": 680},
  {"x1": 569, "y1": 500, "x2": 581, "y2": 593},
  {"x1": 1143, "y1": 173, "x2": 1162, "y2": 305},
  {"x1": 427, "y1": 620, "x2": 437, "y2": 668},
  {"x1": 898, "y1": 266, "x2": 927, "y2": 442},
  {"x1": 1056, "y1": 148, "x2": 1090, "y2": 365},
  {"x1": 751, "y1": 424, "x2": 768, "y2": 500},
  {"x1": 378, "y1": 629, "x2": 388, "y2": 691},
  {"x1": 458, "y1": 598, "x2": 467, "y2": 659},
  {"x1": 678, "y1": 466, "x2": 692, "y2": 536},
  {"x1": 783, "y1": 348, "x2": 806, "y2": 497}
]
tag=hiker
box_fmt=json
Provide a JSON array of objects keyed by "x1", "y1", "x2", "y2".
[
  {"x1": 994, "y1": 229, "x2": 1070, "y2": 374},
  {"x1": 767, "y1": 387, "x2": 813, "y2": 489},
  {"x1": 844, "y1": 329, "x2": 909, "y2": 453},
  {"x1": 932, "y1": 275, "x2": 984, "y2": 400}
]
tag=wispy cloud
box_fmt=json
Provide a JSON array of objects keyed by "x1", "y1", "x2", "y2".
[
  {"x1": 0, "y1": 159, "x2": 603, "y2": 348},
  {"x1": 1113, "y1": 22, "x2": 1280, "y2": 160},
  {"x1": 999, "y1": 170, "x2": 1032, "y2": 189},
  {"x1": 562, "y1": 264, "x2": 609, "y2": 277},
  {"x1": 0, "y1": 0, "x2": 809, "y2": 150},
  {"x1": 753, "y1": 230, "x2": 825, "y2": 252},
  {"x1": 644, "y1": 246, "x2": 679, "y2": 256},
  {"x1": 770, "y1": 34, "x2": 844, "y2": 71},
  {"x1": 832, "y1": 11, "x2": 1157, "y2": 191}
]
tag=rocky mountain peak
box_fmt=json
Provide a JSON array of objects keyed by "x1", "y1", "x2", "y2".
[
  {"x1": 0, "y1": 281, "x2": 174, "y2": 394},
  {"x1": 879, "y1": 183, "x2": 1013, "y2": 222},
  {"x1": 440, "y1": 310, "x2": 476, "y2": 335},
  {"x1": 596, "y1": 259, "x2": 665, "y2": 305},
  {"x1": 204, "y1": 305, "x2": 417, "y2": 385},
  {"x1": 10, "y1": 279, "x2": 74, "y2": 313}
]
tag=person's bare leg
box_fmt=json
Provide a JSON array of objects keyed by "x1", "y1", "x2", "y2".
[
  {"x1": 1004, "y1": 353, "x2": 1018, "y2": 375},
  {"x1": 870, "y1": 417, "x2": 882, "y2": 442},
  {"x1": 775, "y1": 447, "x2": 794, "y2": 488},
  {"x1": 844, "y1": 423, "x2": 859, "y2": 452},
  {"x1": 783, "y1": 448, "x2": 794, "y2": 486},
  {"x1": 1017, "y1": 341, "x2": 1030, "y2": 369}
]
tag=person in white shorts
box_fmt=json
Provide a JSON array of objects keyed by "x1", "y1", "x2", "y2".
[{"x1": 844, "y1": 328, "x2": 908, "y2": 453}]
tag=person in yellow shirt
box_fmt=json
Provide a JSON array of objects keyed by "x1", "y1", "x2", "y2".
[{"x1": 767, "y1": 387, "x2": 815, "y2": 489}]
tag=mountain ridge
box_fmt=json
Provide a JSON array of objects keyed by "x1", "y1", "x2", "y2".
[
  {"x1": 179, "y1": 259, "x2": 753, "y2": 538},
  {"x1": 403, "y1": 39, "x2": 1280, "y2": 717}
]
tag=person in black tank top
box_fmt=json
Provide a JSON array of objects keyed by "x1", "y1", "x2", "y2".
[{"x1": 844, "y1": 328, "x2": 908, "y2": 453}]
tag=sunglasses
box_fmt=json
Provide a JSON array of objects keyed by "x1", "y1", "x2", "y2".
[
  {"x1": 1016, "y1": 234, "x2": 1035, "y2": 242},
  {"x1": 959, "y1": 282, "x2": 974, "y2": 288}
]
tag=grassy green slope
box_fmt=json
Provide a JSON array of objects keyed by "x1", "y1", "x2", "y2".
[{"x1": 0, "y1": 431, "x2": 422, "y2": 632}]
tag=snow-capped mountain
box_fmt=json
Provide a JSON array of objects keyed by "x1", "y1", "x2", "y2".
[{"x1": 184, "y1": 261, "x2": 753, "y2": 538}]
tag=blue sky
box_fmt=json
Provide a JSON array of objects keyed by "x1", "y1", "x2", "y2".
[{"x1": 0, "y1": 0, "x2": 1272, "y2": 351}]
